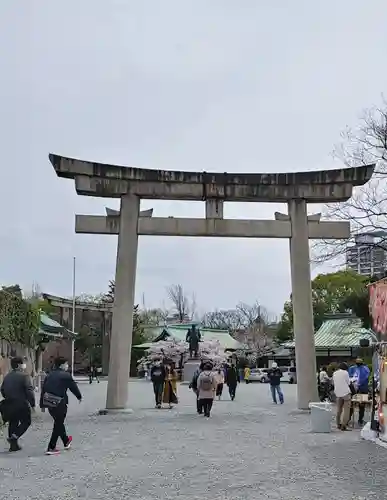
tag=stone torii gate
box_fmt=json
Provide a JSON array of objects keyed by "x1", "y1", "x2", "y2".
[{"x1": 49, "y1": 154, "x2": 374, "y2": 410}]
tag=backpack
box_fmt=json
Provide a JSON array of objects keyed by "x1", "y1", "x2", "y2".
[{"x1": 199, "y1": 372, "x2": 213, "y2": 392}]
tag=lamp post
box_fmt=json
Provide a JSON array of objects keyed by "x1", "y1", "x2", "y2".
[{"x1": 71, "y1": 257, "x2": 76, "y2": 377}]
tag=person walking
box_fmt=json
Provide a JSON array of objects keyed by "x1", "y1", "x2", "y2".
[
  {"x1": 267, "y1": 362, "x2": 284, "y2": 404},
  {"x1": 40, "y1": 356, "x2": 82, "y2": 455},
  {"x1": 0, "y1": 356, "x2": 35, "y2": 452},
  {"x1": 88, "y1": 365, "x2": 94, "y2": 384},
  {"x1": 214, "y1": 368, "x2": 225, "y2": 401},
  {"x1": 93, "y1": 366, "x2": 101, "y2": 384},
  {"x1": 318, "y1": 365, "x2": 331, "y2": 402},
  {"x1": 244, "y1": 366, "x2": 251, "y2": 384},
  {"x1": 225, "y1": 363, "x2": 239, "y2": 401},
  {"x1": 197, "y1": 363, "x2": 217, "y2": 417},
  {"x1": 162, "y1": 362, "x2": 178, "y2": 409},
  {"x1": 190, "y1": 361, "x2": 204, "y2": 414},
  {"x1": 333, "y1": 362, "x2": 352, "y2": 431},
  {"x1": 151, "y1": 359, "x2": 166, "y2": 409},
  {"x1": 348, "y1": 358, "x2": 370, "y2": 426}
]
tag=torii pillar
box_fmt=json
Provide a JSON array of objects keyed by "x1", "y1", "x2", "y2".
[{"x1": 49, "y1": 153, "x2": 375, "y2": 411}]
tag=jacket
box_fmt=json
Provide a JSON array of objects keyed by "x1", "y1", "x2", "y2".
[
  {"x1": 190, "y1": 368, "x2": 201, "y2": 391},
  {"x1": 40, "y1": 368, "x2": 82, "y2": 406},
  {"x1": 267, "y1": 367, "x2": 282, "y2": 386},
  {"x1": 1, "y1": 369, "x2": 35, "y2": 407},
  {"x1": 348, "y1": 364, "x2": 370, "y2": 392},
  {"x1": 197, "y1": 371, "x2": 217, "y2": 400},
  {"x1": 225, "y1": 366, "x2": 239, "y2": 386},
  {"x1": 151, "y1": 365, "x2": 166, "y2": 384}
]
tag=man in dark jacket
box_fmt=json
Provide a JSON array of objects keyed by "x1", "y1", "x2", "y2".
[
  {"x1": 225, "y1": 364, "x2": 239, "y2": 401},
  {"x1": 40, "y1": 356, "x2": 82, "y2": 455},
  {"x1": 0, "y1": 356, "x2": 35, "y2": 452},
  {"x1": 150, "y1": 360, "x2": 166, "y2": 408},
  {"x1": 267, "y1": 362, "x2": 284, "y2": 404},
  {"x1": 190, "y1": 361, "x2": 204, "y2": 414}
]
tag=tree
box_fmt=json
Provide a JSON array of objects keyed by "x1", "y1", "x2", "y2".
[
  {"x1": 0, "y1": 285, "x2": 40, "y2": 347},
  {"x1": 130, "y1": 304, "x2": 148, "y2": 375},
  {"x1": 166, "y1": 284, "x2": 195, "y2": 322},
  {"x1": 275, "y1": 301, "x2": 293, "y2": 343},
  {"x1": 140, "y1": 308, "x2": 169, "y2": 326},
  {"x1": 201, "y1": 309, "x2": 243, "y2": 330},
  {"x1": 103, "y1": 280, "x2": 115, "y2": 303},
  {"x1": 341, "y1": 274, "x2": 379, "y2": 329},
  {"x1": 0, "y1": 285, "x2": 42, "y2": 376},
  {"x1": 202, "y1": 301, "x2": 274, "y2": 354},
  {"x1": 276, "y1": 270, "x2": 369, "y2": 340},
  {"x1": 75, "y1": 293, "x2": 106, "y2": 304},
  {"x1": 313, "y1": 103, "x2": 387, "y2": 264}
]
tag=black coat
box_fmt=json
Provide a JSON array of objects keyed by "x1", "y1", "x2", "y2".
[
  {"x1": 267, "y1": 368, "x2": 282, "y2": 386},
  {"x1": 1, "y1": 370, "x2": 35, "y2": 408},
  {"x1": 40, "y1": 368, "x2": 82, "y2": 406},
  {"x1": 226, "y1": 366, "x2": 239, "y2": 386}
]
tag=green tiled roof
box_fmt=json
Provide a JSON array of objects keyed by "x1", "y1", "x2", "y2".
[
  {"x1": 136, "y1": 323, "x2": 243, "y2": 350},
  {"x1": 39, "y1": 312, "x2": 77, "y2": 338},
  {"x1": 40, "y1": 312, "x2": 65, "y2": 335},
  {"x1": 284, "y1": 315, "x2": 377, "y2": 349}
]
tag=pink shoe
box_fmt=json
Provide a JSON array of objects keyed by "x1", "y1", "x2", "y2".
[
  {"x1": 46, "y1": 449, "x2": 60, "y2": 455},
  {"x1": 64, "y1": 436, "x2": 73, "y2": 450}
]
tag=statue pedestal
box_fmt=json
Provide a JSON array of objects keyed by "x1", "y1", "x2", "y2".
[{"x1": 181, "y1": 359, "x2": 201, "y2": 385}]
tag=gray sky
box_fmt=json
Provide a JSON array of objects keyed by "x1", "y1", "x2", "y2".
[{"x1": 1, "y1": 1, "x2": 386, "y2": 317}]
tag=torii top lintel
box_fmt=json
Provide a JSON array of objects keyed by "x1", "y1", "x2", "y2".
[{"x1": 49, "y1": 154, "x2": 375, "y2": 203}]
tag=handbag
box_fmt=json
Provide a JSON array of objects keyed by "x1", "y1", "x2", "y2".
[{"x1": 42, "y1": 392, "x2": 63, "y2": 409}]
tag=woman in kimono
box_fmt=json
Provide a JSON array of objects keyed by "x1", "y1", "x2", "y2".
[{"x1": 162, "y1": 361, "x2": 178, "y2": 409}]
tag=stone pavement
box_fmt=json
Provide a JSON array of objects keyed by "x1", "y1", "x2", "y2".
[{"x1": 0, "y1": 381, "x2": 387, "y2": 500}]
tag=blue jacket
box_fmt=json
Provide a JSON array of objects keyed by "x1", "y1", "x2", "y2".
[{"x1": 348, "y1": 364, "x2": 370, "y2": 392}]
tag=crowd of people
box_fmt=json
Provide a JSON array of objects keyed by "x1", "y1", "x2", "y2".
[
  {"x1": 320, "y1": 357, "x2": 371, "y2": 431},
  {"x1": 150, "y1": 358, "x2": 285, "y2": 417},
  {"x1": 0, "y1": 356, "x2": 82, "y2": 454},
  {"x1": 0, "y1": 354, "x2": 290, "y2": 453}
]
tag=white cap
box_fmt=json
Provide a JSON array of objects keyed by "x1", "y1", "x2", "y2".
[{"x1": 272, "y1": 362, "x2": 278, "y2": 368}]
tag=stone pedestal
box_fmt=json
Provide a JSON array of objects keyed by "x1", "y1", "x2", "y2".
[
  {"x1": 182, "y1": 359, "x2": 201, "y2": 384},
  {"x1": 289, "y1": 199, "x2": 319, "y2": 410}
]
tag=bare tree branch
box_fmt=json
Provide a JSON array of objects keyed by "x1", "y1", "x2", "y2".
[
  {"x1": 202, "y1": 301, "x2": 276, "y2": 354},
  {"x1": 166, "y1": 284, "x2": 194, "y2": 322},
  {"x1": 312, "y1": 102, "x2": 387, "y2": 266}
]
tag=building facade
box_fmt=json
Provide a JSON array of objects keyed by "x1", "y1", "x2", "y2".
[
  {"x1": 42, "y1": 294, "x2": 112, "y2": 374},
  {"x1": 346, "y1": 233, "x2": 387, "y2": 276}
]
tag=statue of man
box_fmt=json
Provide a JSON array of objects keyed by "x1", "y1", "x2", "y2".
[{"x1": 186, "y1": 325, "x2": 201, "y2": 358}]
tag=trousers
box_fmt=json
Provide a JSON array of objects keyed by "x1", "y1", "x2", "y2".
[
  {"x1": 228, "y1": 384, "x2": 237, "y2": 400},
  {"x1": 153, "y1": 382, "x2": 164, "y2": 405},
  {"x1": 270, "y1": 384, "x2": 284, "y2": 403},
  {"x1": 198, "y1": 398, "x2": 213, "y2": 416},
  {"x1": 48, "y1": 403, "x2": 68, "y2": 450},
  {"x1": 8, "y1": 401, "x2": 31, "y2": 440},
  {"x1": 336, "y1": 394, "x2": 351, "y2": 428}
]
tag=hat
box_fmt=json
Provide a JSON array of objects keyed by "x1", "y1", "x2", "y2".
[
  {"x1": 355, "y1": 357, "x2": 363, "y2": 364},
  {"x1": 271, "y1": 362, "x2": 278, "y2": 368}
]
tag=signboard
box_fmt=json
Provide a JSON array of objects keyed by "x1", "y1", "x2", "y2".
[{"x1": 369, "y1": 280, "x2": 387, "y2": 335}]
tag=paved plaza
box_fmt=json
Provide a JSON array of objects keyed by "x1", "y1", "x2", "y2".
[{"x1": 1, "y1": 381, "x2": 387, "y2": 499}]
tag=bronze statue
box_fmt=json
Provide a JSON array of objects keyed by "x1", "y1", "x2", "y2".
[{"x1": 186, "y1": 325, "x2": 201, "y2": 358}]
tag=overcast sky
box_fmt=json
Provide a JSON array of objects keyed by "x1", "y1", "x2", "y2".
[{"x1": 1, "y1": 1, "x2": 386, "y2": 317}]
